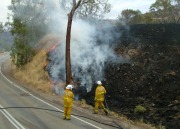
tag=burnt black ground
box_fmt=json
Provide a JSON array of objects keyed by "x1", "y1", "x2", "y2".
[{"x1": 83, "y1": 44, "x2": 180, "y2": 129}]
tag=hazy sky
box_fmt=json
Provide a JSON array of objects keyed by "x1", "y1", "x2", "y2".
[
  {"x1": 105, "y1": 0, "x2": 156, "y2": 19},
  {"x1": 0, "y1": 0, "x2": 156, "y2": 23},
  {"x1": 0, "y1": 0, "x2": 11, "y2": 23}
]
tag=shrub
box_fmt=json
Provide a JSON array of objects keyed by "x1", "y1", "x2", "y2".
[{"x1": 134, "y1": 105, "x2": 146, "y2": 114}]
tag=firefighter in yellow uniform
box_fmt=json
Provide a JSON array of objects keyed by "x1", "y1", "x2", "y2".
[
  {"x1": 63, "y1": 85, "x2": 74, "y2": 120},
  {"x1": 94, "y1": 81, "x2": 108, "y2": 115}
]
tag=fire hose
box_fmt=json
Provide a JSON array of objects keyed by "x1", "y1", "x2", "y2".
[
  {"x1": 104, "y1": 97, "x2": 124, "y2": 129},
  {"x1": 0, "y1": 106, "x2": 123, "y2": 129}
]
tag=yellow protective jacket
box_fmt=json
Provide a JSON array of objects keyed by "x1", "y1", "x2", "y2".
[
  {"x1": 95, "y1": 85, "x2": 106, "y2": 101},
  {"x1": 63, "y1": 89, "x2": 74, "y2": 107}
]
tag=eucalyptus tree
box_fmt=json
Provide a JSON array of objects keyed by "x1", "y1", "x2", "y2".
[
  {"x1": 60, "y1": 0, "x2": 111, "y2": 84},
  {"x1": 117, "y1": 9, "x2": 142, "y2": 25},
  {"x1": 8, "y1": 0, "x2": 50, "y2": 67},
  {"x1": 171, "y1": 0, "x2": 180, "y2": 23},
  {"x1": 150, "y1": 0, "x2": 180, "y2": 23},
  {"x1": 77, "y1": 0, "x2": 111, "y2": 19}
]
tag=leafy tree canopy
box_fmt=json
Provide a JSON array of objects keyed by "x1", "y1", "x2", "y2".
[
  {"x1": 118, "y1": 9, "x2": 142, "y2": 25},
  {"x1": 60, "y1": 0, "x2": 111, "y2": 19},
  {"x1": 150, "y1": 0, "x2": 180, "y2": 23}
]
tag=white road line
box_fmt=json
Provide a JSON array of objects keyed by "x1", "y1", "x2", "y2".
[
  {"x1": 0, "y1": 61, "x2": 102, "y2": 129},
  {"x1": 0, "y1": 105, "x2": 25, "y2": 129}
]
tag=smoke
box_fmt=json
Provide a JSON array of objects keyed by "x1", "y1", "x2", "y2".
[
  {"x1": 11, "y1": 0, "x2": 124, "y2": 92},
  {"x1": 44, "y1": 0, "x2": 125, "y2": 92}
]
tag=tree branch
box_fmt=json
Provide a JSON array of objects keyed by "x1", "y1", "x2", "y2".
[{"x1": 74, "y1": 0, "x2": 82, "y2": 10}]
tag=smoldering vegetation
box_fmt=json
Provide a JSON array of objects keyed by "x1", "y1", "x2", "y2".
[
  {"x1": 9, "y1": 0, "x2": 125, "y2": 91},
  {"x1": 82, "y1": 24, "x2": 180, "y2": 129},
  {"x1": 45, "y1": 23, "x2": 180, "y2": 129},
  {"x1": 45, "y1": 21, "x2": 124, "y2": 92}
]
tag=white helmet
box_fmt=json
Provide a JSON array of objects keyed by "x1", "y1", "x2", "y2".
[
  {"x1": 66, "y1": 85, "x2": 73, "y2": 90},
  {"x1": 97, "y1": 81, "x2": 102, "y2": 85}
]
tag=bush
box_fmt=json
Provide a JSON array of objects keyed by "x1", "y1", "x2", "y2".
[
  {"x1": 134, "y1": 105, "x2": 146, "y2": 114},
  {"x1": 11, "y1": 38, "x2": 35, "y2": 67}
]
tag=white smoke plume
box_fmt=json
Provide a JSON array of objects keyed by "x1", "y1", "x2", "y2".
[
  {"x1": 44, "y1": 0, "x2": 124, "y2": 92},
  {"x1": 11, "y1": 0, "x2": 124, "y2": 92}
]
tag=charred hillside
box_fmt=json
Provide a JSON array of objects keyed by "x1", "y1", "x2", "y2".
[
  {"x1": 84, "y1": 24, "x2": 180, "y2": 129},
  {"x1": 42, "y1": 24, "x2": 180, "y2": 129}
]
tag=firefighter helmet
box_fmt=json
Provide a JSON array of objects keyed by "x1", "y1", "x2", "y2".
[
  {"x1": 66, "y1": 85, "x2": 73, "y2": 90},
  {"x1": 97, "y1": 81, "x2": 102, "y2": 85}
]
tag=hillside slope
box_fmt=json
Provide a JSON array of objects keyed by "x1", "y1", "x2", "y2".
[
  {"x1": 85, "y1": 43, "x2": 180, "y2": 129},
  {"x1": 4, "y1": 34, "x2": 160, "y2": 129}
]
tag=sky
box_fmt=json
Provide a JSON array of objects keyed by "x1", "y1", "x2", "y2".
[
  {"x1": 0, "y1": 0, "x2": 11, "y2": 23},
  {"x1": 0, "y1": 0, "x2": 156, "y2": 23},
  {"x1": 105, "y1": 0, "x2": 156, "y2": 19}
]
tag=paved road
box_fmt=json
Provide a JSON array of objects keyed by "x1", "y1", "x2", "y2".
[{"x1": 0, "y1": 53, "x2": 117, "y2": 129}]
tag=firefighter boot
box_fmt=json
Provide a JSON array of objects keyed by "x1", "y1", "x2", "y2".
[
  {"x1": 63, "y1": 116, "x2": 66, "y2": 120},
  {"x1": 104, "y1": 109, "x2": 108, "y2": 115},
  {"x1": 66, "y1": 117, "x2": 71, "y2": 120}
]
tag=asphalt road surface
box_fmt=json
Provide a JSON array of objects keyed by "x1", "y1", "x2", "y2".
[{"x1": 0, "y1": 53, "x2": 118, "y2": 129}]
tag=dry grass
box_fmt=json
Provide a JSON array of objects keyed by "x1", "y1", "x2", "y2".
[
  {"x1": 12, "y1": 49, "x2": 51, "y2": 93},
  {"x1": 12, "y1": 34, "x2": 61, "y2": 94}
]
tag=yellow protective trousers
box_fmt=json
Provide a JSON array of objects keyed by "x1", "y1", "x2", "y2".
[
  {"x1": 94, "y1": 100, "x2": 105, "y2": 113},
  {"x1": 64, "y1": 106, "x2": 72, "y2": 119}
]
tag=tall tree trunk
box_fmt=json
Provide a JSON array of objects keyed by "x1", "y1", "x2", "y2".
[
  {"x1": 65, "y1": 0, "x2": 82, "y2": 85},
  {"x1": 66, "y1": 12, "x2": 74, "y2": 85}
]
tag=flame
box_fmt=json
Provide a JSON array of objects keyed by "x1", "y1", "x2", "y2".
[{"x1": 47, "y1": 42, "x2": 60, "y2": 52}]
